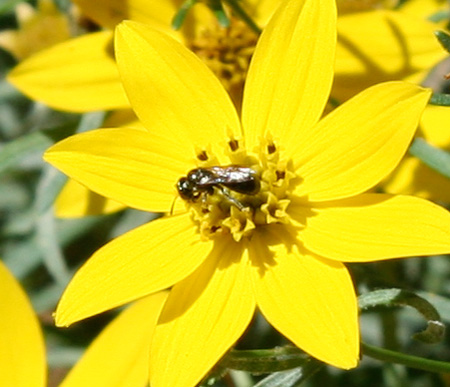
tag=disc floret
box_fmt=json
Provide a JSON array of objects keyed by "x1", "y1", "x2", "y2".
[{"x1": 181, "y1": 136, "x2": 298, "y2": 242}]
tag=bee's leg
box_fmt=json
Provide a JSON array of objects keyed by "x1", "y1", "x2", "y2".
[
  {"x1": 200, "y1": 192, "x2": 210, "y2": 213},
  {"x1": 218, "y1": 186, "x2": 246, "y2": 211}
]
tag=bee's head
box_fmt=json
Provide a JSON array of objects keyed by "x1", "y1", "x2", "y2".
[{"x1": 177, "y1": 177, "x2": 196, "y2": 200}]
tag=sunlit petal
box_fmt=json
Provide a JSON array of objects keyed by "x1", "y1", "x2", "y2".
[
  {"x1": 250, "y1": 229, "x2": 358, "y2": 369},
  {"x1": 8, "y1": 31, "x2": 129, "y2": 112},
  {"x1": 61, "y1": 292, "x2": 168, "y2": 387},
  {"x1": 293, "y1": 82, "x2": 431, "y2": 202},
  {"x1": 44, "y1": 128, "x2": 191, "y2": 213},
  {"x1": 0, "y1": 261, "x2": 46, "y2": 387},
  {"x1": 115, "y1": 21, "x2": 241, "y2": 158},
  {"x1": 55, "y1": 214, "x2": 212, "y2": 326},
  {"x1": 151, "y1": 239, "x2": 255, "y2": 387},
  {"x1": 242, "y1": 0, "x2": 336, "y2": 152},
  {"x1": 298, "y1": 194, "x2": 450, "y2": 262}
]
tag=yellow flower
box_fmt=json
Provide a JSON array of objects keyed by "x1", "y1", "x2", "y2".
[
  {"x1": 383, "y1": 105, "x2": 450, "y2": 202},
  {"x1": 0, "y1": 0, "x2": 70, "y2": 60},
  {"x1": 0, "y1": 257, "x2": 166, "y2": 386},
  {"x1": 7, "y1": 0, "x2": 277, "y2": 112},
  {"x1": 45, "y1": 0, "x2": 450, "y2": 387},
  {"x1": 43, "y1": 0, "x2": 450, "y2": 386},
  {"x1": 334, "y1": 0, "x2": 447, "y2": 102},
  {"x1": 0, "y1": 261, "x2": 46, "y2": 387},
  {"x1": 60, "y1": 291, "x2": 167, "y2": 387},
  {"x1": 333, "y1": 0, "x2": 450, "y2": 203}
]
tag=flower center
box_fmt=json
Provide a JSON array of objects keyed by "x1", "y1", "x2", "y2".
[
  {"x1": 336, "y1": 0, "x2": 399, "y2": 14},
  {"x1": 187, "y1": 17, "x2": 258, "y2": 110},
  {"x1": 177, "y1": 136, "x2": 298, "y2": 242}
]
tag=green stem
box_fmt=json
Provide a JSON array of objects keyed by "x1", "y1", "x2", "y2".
[
  {"x1": 224, "y1": 0, "x2": 262, "y2": 34},
  {"x1": 362, "y1": 342, "x2": 450, "y2": 373}
]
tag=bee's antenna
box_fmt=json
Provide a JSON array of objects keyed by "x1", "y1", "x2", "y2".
[{"x1": 170, "y1": 195, "x2": 178, "y2": 216}]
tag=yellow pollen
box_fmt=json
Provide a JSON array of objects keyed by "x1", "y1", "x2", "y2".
[
  {"x1": 188, "y1": 18, "x2": 258, "y2": 110},
  {"x1": 179, "y1": 136, "x2": 299, "y2": 242}
]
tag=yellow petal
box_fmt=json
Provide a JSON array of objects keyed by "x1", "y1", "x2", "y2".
[
  {"x1": 103, "y1": 109, "x2": 143, "y2": 130},
  {"x1": 399, "y1": 0, "x2": 447, "y2": 19},
  {"x1": 0, "y1": 261, "x2": 46, "y2": 387},
  {"x1": 299, "y1": 194, "x2": 450, "y2": 262},
  {"x1": 383, "y1": 156, "x2": 450, "y2": 203},
  {"x1": 293, "y1": 82, "x2": 431, "y2": 202},
  {"x1": 242, "y1": 0, "x2": 336, "y2": 152},
  {"x1": 151, "y1": 238, "x2": 255, "y2": 387},
  {"x1": 8, "y1": 31, "x2": 129, "y2": 112},
  {"x1": 333, "y1": 10, "x2": 445, "y2": 101},
  {"x1": 245, "y1": 0, "x2": 280, "y2": 26},
  {"x1": 60, "y1": 292, "x2": 167, "y2": 387},
  {"x1": 55, "y1": 179, "x2": 126, "y2": 218},
  {"x1": 115, "y1": 21, "x2": 241, "y2": 157},
  {"x1": 250, "y1": 230, "x2": 358, "y2": 369},
  {"x1": 44, "y1": 128, "x2": 190, "y2": 213},
  {"x1": 55, "y1": 214, "x2": 212, "y2": 326},
  {"x1": 73, "y1": 0, "x2": 177, "y2": 31},
  {"x1": 419, "y1": 104, "x2": 450, "y2": 148}
]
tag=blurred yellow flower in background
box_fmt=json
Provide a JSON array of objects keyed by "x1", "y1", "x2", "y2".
[
  {"x1": 0, "y1": 0, "x2": 70, "y2": 60},
  {"x1": 0, "y1": 260, "x2": 46, "y2": 387}
]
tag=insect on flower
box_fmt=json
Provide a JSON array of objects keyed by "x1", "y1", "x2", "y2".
[{"x1": 176, "y1": 165, "x2": 260, "y2": 210}]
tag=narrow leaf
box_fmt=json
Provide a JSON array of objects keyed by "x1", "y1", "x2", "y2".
[
  {"x1": 254, "y1": 361, "x2": 323, "y2": 387},
  {"x1": 171, "y1": 0, "x2": 198, "y2": 30},
  {"x1": 434, "y1": 30, "x2": 450, "y2": 54},
  {"x1": 359, "y1": 288, "x2": 445, "y2": 344},
  {"x1": 429, "y1": 93, "x2": 450, "y2": 106},
  {"x1": 0, "y1": 123, "x2": 76, "y2": 176},
  {"x1": 209, "y1": 0, "x2": 230, "y2": 27},
  {"x1": 409, "y1": 137, "x2": 450, "y2": 180},
  {"x1": 223, "y1": 347, "x2": 313, "y2": 373}
]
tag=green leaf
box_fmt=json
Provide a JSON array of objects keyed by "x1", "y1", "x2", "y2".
[
  {"x1": 428, "y1": 11, "x2": 450, "y2": 23},
  {"x1": 417, "y1": 291, "x2": 450, "y2": 324},
  {"x1": 171, "y1": 0, "x2": 198, "y2": 30},
  {"x1": 208, "y1": 0, "x2": 230, "y2": 27},
  {"x1": 223, "y1": 347, "x2": 316, "y2": 373},
  {"x1": 3, "y1": 214, "x2": 115, "y2": 284},
  {"x1": 409, "y1": 137, "x2": 450, "y2": 180},
  {"x1": 0, "y1": 123, "x2": 75, "y2": 176},
  {"x1": 362, "y1": 342, "x2": 450, "y2": 373},
  {"x1": 359, "y1": 288, "x2": 445, "y2": 344},
  {"x1": 0, "y1": 0, "x2": 24, "y2": 14},
  {"x1": 223, "y1": 0, "x2": 261, "y2": 34},
  {"x1": 429, "y1": 93, "x2": 450, "y2": 106},
  {"x1": 254, "y1": 363, "x2": 323, "y2": 387},
  {"x1": 434, "y1": 30, "x2": 450, "y2": 54},
  {"x1": 30, "y1": 111, "x2": 107, "y2": 285}
]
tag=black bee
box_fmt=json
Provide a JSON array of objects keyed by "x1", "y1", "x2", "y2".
[{"x1": 177, "y1": 166, "x2": 260, "y2": 210}]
